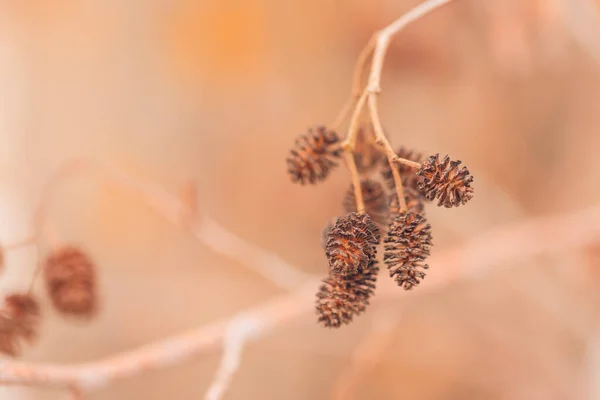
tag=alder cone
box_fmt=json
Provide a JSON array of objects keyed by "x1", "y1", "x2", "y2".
[
  {"x1": 353, "y1": 126, "x2": 386, "y2": 174},
  {"x1": 343, "y1": 180, "x2": 389, "y2": 228},
  {"x1": 384, "y1": 213, "x2": 432, "y2": 290},
  {"x1": 325, "y1": 212, "x2": 380, "y2": 276},
  {"x1": 44, "y1": 246, "x2": 97, "y2": 317},
  {"x1": 316, "y1": 260, "x2": 378, "y2": 328},
  {"x1": 416, "y1": 154, "x2": 474, "y2": 208},
  {"x1": 388, "y1": 178, "x2": 425, "y2": 216},
  {"x1": 0, "y1": 293, "x2": 40, "y2": 356},
  {"x1": 286, "y1": 126, "x2": 342, "y2": 185}
]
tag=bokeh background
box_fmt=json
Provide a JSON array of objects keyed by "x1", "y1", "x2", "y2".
[{"x1": 1, "y1": 0, "x2": 600, "y2": 399}]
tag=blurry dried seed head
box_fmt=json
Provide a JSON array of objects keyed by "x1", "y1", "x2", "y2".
[
  {"x1": 316, "y1": 260, "x2": 378, "y2": 328},
  {"x1": 384, "y1": 213, "x2": 432, "y2": 290},
  {"x1": 320, "y1": 219, "x2": 336, "y2": 251},
  {"x1": 388, "y1": 177, "x2": 426, "y2": 216},
  {"x1": 416, "y1": 154, "x2": 474, "y2": 208},
  {"x1": 326, "y1": 212, "x2": 380, "y2": 276},
  {"x1": 354, "y1": 126, "x2": 386, "y2": 174},
  {"x1": 343, "y1": 180, "x2": 389, "y2": 228},
  {"x1": 287, "y1": 126, "x2": 342, "y2": 185},
  {"x1": 44, "y1": 246, "x2": 97, "y2": 317},
  {"x1": 0, "y1": 293, "x2": 40, "y2": 356}
]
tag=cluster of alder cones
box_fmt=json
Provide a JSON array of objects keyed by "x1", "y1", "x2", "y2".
[
  {"x1": 287, "y1": 125, "x2": 474, "y2": 328},
  {"x1": 0, "y1": 245, "x2": 97, "y2": 356}
]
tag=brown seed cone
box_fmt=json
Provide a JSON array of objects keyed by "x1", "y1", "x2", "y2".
[
  {"x1": 0, "y1": 293, "x2": 40, "y2": 356},
  {"x1": 416, "y1": 154, "x2": 474, "y2": 208},
  {"x1": 316, "y1": 260, "x2": 379, "y2": 328},
  {"x1": 354, "y1": 126, "x2": 386, "y2": 174},
  {"x1": 388, "y1": 178, "x2": 426, "y2": 216},
  {"x1": 287, "y1": 126, "x2": 342, "y2": 185},
  {"x1": 342, "y1": 180, "x2": 389, "y2": 228},
  {"x1": 44, "y1": 246, "x2": 97, "y2": 317},
  {"x1": 384, "y1": 213, "x2": 432, "y2": 290},
  {"x1": 320, "y1": 219, "x2": 336, "y2": 251},
  {"x1": 325, "y1": 213, "x2": 380, "y2": 276}
]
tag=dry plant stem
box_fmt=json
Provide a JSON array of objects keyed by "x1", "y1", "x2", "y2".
[
  {"x1": 341, "y1": 89, "x2": 369, "y2": 213},
  {"x1": 30, "y1": 159, "x2": 308, "y2": 290},
  {"x1": 2, "y1": 202, "x2": 600, "y2": 391},
  {"x1": 362, "y1": 0, "x2": 454, "y2": 211},
  {"x1": 342, "y1": 150, "x2": 365, "y2": 213},
  {"x1": 204, "y1": 315, "x2": 262, "y2": 400},
  {"x1": 3, "y1": 234, "x2": 37, "y2": 251},
  {"x1": 331, "y1": 36, "x2": 376, "y2": 129}
]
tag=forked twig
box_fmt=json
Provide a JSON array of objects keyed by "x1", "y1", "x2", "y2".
[
  {"x1": 335, "y1": 0, "x2": 454, "y2": 213},
  {"x1": 0, "y1": 201, "x2": 599, "y2": 391}
]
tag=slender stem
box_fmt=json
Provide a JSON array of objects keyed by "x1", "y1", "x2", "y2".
[
  {"x1": 344, "y1": 89, "x2": 369, "y2": 150},
  {"x1": 343, "y1": 150, "x2": 365, "y2": 213},
  {"x1": 341, "y1": 89, "x2": 369, "y2": 213},
  {"x1": 331, "y1": 36, "x2": 376, "y2": 129},
  {"x1": 3, "y1": 234, "x2": 37, "y2": 251},
  {"x1": 351, "y1": 35, "x2": 376, "y2": 97},
  {"x1": 367, "y1": 93, "x2": 407, "y2": 212},
  {"x1": 366, "y1": 0, "x2": 454, "y2": 92},
  {"x1": 362, "y1": 0, "x2": 454, "y2": 212},
  {"x1": 396, "y1": 158, "x2": 422, "y2": 170}
]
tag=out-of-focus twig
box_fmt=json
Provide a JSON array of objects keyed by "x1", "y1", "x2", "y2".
[
  {"x1": 204, "y1": 315, "x2": 262, "y2": 400},
  {"x1": 1, "y1": 201, "x2": 600, "y2": 391},
  {"x1": 330, "y1": 312, "x2": 399, "y2": 400},
  {"x1": 28, "y1": 159, "x2": 310, "y2": 290}
]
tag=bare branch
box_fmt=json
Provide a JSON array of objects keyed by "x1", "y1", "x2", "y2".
[
  {"x1": 204, "y1": 314, "x2": 263, "y2": 400},
  {"x1": 0, "y1": 202, "x2": 599, "y2": 391}
]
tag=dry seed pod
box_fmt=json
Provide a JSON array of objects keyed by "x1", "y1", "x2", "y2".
[
  {"x1": 343, "y1": 180, "x2": 389, "y2": 228},
  {"x1": 388, "y1": 178, "x2": 426, "y2": 216},
  {"x1": 316, "y1": 260, "x2": 378, "y2": 328},
  {"x1": 416, "y1": 154, "x2": 474, "y2": 208},
  {"x1": 384, "y1": 213, "x2": 432, "y2": 290},
  {"x1": 0, "y1": 293, "x2": 40, "y2": 356},
  {"x1": 325, "y1": 212, "x2": 380, "y2": 276},
  {"x1": 287, "y1": 126, "x2": 342, "y2": 185},
  {"x1": 320, "y1": 219, "x2": 336, "y2": 251},
  {"x1": 354, "y1": 126, "x2": 386, "y2": 174},
  {"x1": 44, "y1": 246, "x2": 97, "y2": 317}
]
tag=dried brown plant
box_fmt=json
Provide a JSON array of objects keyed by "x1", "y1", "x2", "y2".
[
  {"x1": 343, "y1": 180, "x2": 389, "y2": 227},
  {"x1": 325, "y1": 213, "x2": 380, "y2": 276},
  {"x1": 286, "y1": 126, "x2": 342, "y2": 185},
  {"x1": 416, "y1": 154, "x2": 474, "y2": 208},
  {"x1": 353, "y1": 126, "x2": 386, "y2": 174},
  {"x1": 316, "y1": 260, "x2": 379, "y2": 328},
  {"x1": 384, "y1": 213, "x2": 432, "y2": 290},
  {"x1": 44, "y1": 246, "x2": 97, "y2": 317},
  {"x1": 0, "y1": 293, "x2": 40, "y2": 356}
]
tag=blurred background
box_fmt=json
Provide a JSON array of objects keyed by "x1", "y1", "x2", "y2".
[{"x1": 0, "y1": 0, "x2": 600, "y2": 398}]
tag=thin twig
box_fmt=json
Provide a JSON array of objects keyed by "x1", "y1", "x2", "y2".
[
  {"x1": 204, "y1": 315, "x2": 263, "y2": 400},
  {"x1": 2, "y1": 234, "x2": 37, "y2": 251},
  {"x1": 30, "y1": 159, "x2": 309, "y2": 291},
  {"x1": 1, "y1": 202, "x2": 600, "y2": 390},
  {"x1": 341, "y1": 89, "x2": 370, "y2": 213},
  {"x1": 331, "y1": 36, "x2": 376, "y2": 129}
]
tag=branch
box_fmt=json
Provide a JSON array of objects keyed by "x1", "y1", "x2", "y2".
[
  {"x1": 1, "y1": 202, "x2": 599, "y2": 390},
  {"x1": 204, "y1": 315, "x2": 262, "y2": 400},
  {"x1": 28, "y1": 159, "x2": 309, "y2": 290}
]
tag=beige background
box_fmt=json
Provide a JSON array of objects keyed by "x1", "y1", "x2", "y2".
[{"x1": 0, "y1": 0, "x2": 600, "y2": 399}]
